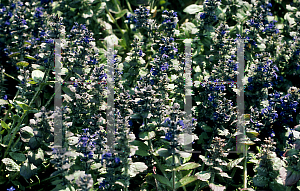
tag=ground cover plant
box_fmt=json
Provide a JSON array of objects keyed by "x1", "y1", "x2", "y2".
[{"x1": 1, "y1": 0, "x2": 300, "y2": 190}]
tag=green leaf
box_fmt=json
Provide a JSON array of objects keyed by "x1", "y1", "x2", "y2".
[
  {"x1": 128, "y1": 162, "x2": 148, "y2": 177},
  {"x1": 0, "y1": 176, "x2": 7, "y2": 185},
  {"x1": 1, "y1": 121, "x2": 10, "y2": 131},
  {"x1": 16, "y1": 61, "x2": 29, "y2": 67},
  {"x1": 24, "y1": 41, "x2": 32, "y2": 46},
  {"x1": 200, "y1": 123, "x2": 213, "y2": 132},
  {"x1": 90, "y1": 163, "x2": 102, "y2": 170},
  {"x1": 25, "y1": 55, "x2": 37, "y2": 60},
  {"x1": 195, "y1": 171, "x2": 211, "y2": 181},
  {"x1": 2, "y1": 158, "x2": 20, "y2": 171},
  {"x1": 16, "y1": 101, "x2": 31, "y2": 111},
  {"x1": 175, "y1": 162, "x2": 201, "y2": 171},
  {"x1": 115, "y1": 9, "x2": 128, "y2": 20},
  {"x1": 82, "y1": 9, "x2": 93, "y2": 18},
  {"x1": 227, "y1": 157, "x2": 244, "y2": 170},
  {"x1": 153, "y1": 174, "x2": 172, "y2": 188},
  {"x1": 13, "y1": 115, "x2": 21, "y2": 123},
  {"x1": 246, "y1": 131, "x2": 259, "y2": 138},
  {"x1": 31, "y1": 64, "x2": 45, "y2": 70},
  {"x1": 31, "y1": 70, "x2": 45, "y2": 82},
  {"x1": 183, "y1": 4, "x2": 203, "y2": 14},
  {"x1": 0, "y1": 99, "x2": 8, "y2": 105},
  {"x1": 8, "y1": 52, "x2": 20, "y2": 58},
  {"x1": 20, "y1": 161, "x2": 37, "y2": 179},
  {"x1": 9, "y1": 152, "x2": 26, "y2": 162},
  {"x1": 209, "y1": 183, "x2": 226, "y2": 191},
  {"x1": 139, "y1": 131, "x2": 155, "y2": 141},
  {"x1": 175, "y1": 175, "x2": 199, "y2": 189},
  {"x1": 156, "y1": 148, "x2": 171, "y2": 157},
  {"x1": 130, "y1": 140, "x2": 150, "y2": 156}
]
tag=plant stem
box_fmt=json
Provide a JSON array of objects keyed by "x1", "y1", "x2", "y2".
[
  {"x1": 125, "y1": 0, "x2": 133, "y2": 13},
  {"x1": 105, "y1": 6, "x2": 124, "y2": 36},
  {"x1": 244, "y1": 145, "x2": 248, "y2": 189}
]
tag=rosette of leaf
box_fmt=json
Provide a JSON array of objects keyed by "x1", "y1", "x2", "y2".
[
  {"x1": 253, "y1": 137, "x2": 286, "y2": 189},
  {"x1": 198, "y1": 137, "x2": 231, "y2": 190}
]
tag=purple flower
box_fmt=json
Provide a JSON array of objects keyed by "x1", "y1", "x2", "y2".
[
  {"x1": 4, "y1": 21, "x2": 10, "y2": 26},
  {"x1": 139, "y1": 50, "x2": 143, "y2": 56},
  {"x1": 3, "y1": 95, "x2": 7, "y2": 100}
]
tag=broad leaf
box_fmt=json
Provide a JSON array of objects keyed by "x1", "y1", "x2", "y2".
[
  {"x1": 152, "y1": 174, "x2": 172, "y2": 188},
  {"x1": 128, "y1": 162, "x2": 148, "y2": 177},
  {"x1": 183, "y1": 4, "x2": 203, "y2": 14},
  {"x1": 9, "y1": 152, "x2": 26, "y2": 162},
  {"x1": 2, "y1": 158, "x2": 20, "y2": 171},
  {"x1": 175, "y1": 162, "x2": 201, "y2": 171},
  {"x1": 175, "y1": 175, "x2": 198, "y2": 189}
]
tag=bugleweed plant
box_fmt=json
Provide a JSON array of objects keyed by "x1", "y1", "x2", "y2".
[{"x1": 1, "y1": 0, "x2": 300, "y2": 191}]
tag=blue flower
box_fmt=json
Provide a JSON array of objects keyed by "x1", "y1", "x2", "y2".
[
  {"x1": 139, "y1": 50, "x2": 143, "y2": 56},
  {"x1": 129, "y1": 120, "x2": 133, "y2": 126},
  {"x1": 200, "y1": 13, "x2": 206, "y2": 19},
  {"x1": 165, "y1": 132, "x2": 172, "y2": 141},
  {"x1": 267, "y1": 3, "x2": 272, "y2": 8},
  {"x1": 115, "y1": 157, "x2": 120, "y2": 164},
  {"x1": 178, "y1": 120, "x2": 185, "y2": 128},
  {"x1": 3, "y1": 95, "x2": 7, "y2": 100},
  {"x1": 7, "y1": 187, "x2": 15, "y2": 191},
  {"x1": 4, "y1": 21, "x2": 10, "y2": 26},
  {"x1": 22, "y1": 19, "x2": 27, "y2": 25}
]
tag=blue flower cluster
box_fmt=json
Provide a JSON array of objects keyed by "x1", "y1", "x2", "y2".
[{"x1": 126, "y1": 6, "x2": 150, "y2": 31}]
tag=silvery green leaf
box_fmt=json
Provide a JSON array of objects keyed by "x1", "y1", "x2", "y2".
[
  {"x1": 31, "y1": 70, "x2": 45, "y2": 82},
  {"x1": 2, "y1": 158, "x2": 20, "y2": 171},
  {"x1": 183, "y1": 4, "x2": 203, "y2": 14},
  {"x1": 128, "y1": 162, "x2": 148, "y2": 177},
  {"x1": 195, "y1": 171, "x2": 211, "y2": 181}
]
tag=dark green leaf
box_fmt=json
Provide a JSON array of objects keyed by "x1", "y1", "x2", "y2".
[
  {"x1": 130, "y1": 140, "x2": 150, "y2": 156},
  {"x1": 9, "y1": 152, "x2": 26, "y2": 162},
  {"x1": 153, "y1": 174, "x2": 172, "y2": 188}
]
